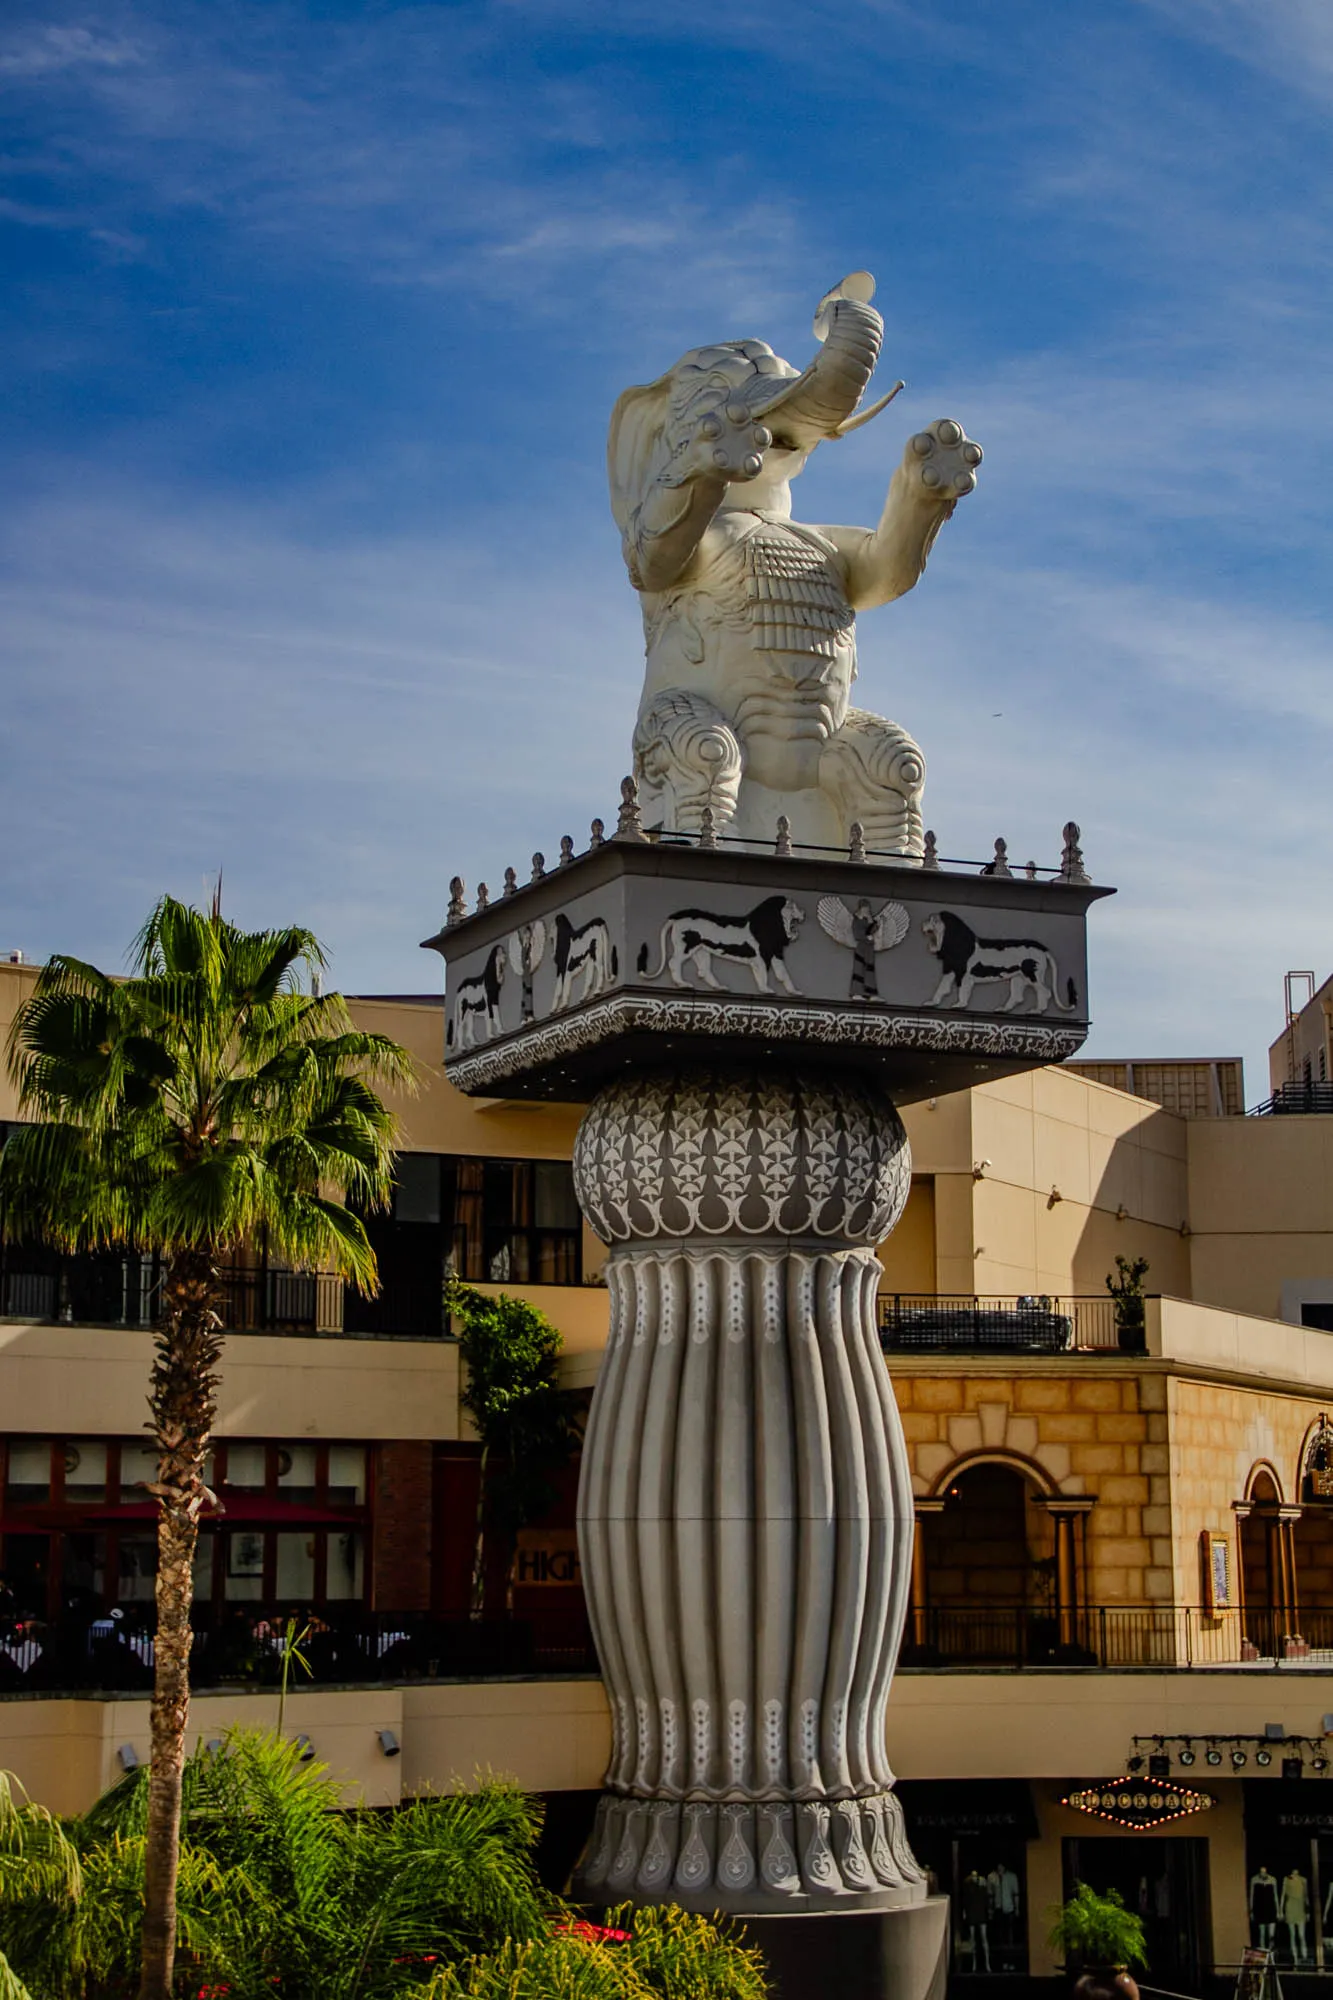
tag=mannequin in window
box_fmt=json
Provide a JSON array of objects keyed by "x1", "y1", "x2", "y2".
[
  {"x1": 987, "y1": 1859, "x2": 1021, "y2": 1943},
  {"x1": 1250, "y1": 1866, "x2": 1278, "y2": 1949},
  {"x1": 1281, "y1": 1868, "x2": 1309, "y2": 1964},
  {"x1": 962, "y1": 1870, "x2": 992, "y2": 1972}
]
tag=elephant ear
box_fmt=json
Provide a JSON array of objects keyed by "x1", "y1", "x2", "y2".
[{"x1": 607, "y1": 372, "x2": 674, "y2": 531}]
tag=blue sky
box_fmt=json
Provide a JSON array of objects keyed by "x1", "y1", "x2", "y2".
[{"x1": 3, "y1": 0, "x2": 1331, "y2": 1095}]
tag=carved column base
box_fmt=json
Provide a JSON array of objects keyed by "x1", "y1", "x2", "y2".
[
  {"x1": 571, "y1": 1068, "x2": 926, "y2": 1918},
  {"x1": 574, "y1": 1789, "x2": 925, "y2": 1915}
]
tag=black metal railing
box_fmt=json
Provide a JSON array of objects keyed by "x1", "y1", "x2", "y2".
[
  {"x1": 880, "y1": 1294, "x2": 1143, "y2": 1354},
  {"x1": 0, "y1": 1237, "x2": 584, "y2": 1338},
  {"x1": 0, "y1": 1608, "x2": 599, "y2": 1696},
  {"x1": 901, "y1": 1603, "x2": 1333, "y2": 1670},
  {"x1": 1251, "y1": 1082, "x2": 1333, "y2": 1116}
]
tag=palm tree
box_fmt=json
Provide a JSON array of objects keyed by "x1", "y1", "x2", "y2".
[{"x1": 0, "y1": 895, "x2": 415, "y2": 2000}]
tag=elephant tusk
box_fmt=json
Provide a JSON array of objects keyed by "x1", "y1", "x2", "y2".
[{"x1": 833, "y1": 381, "x2": 905, "y2": 438}]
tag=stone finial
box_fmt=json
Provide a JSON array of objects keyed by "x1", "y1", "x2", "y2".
[
  {"x1": 476, "y1": 882, "x2": 490, "y2": 912},
  {"x1": 1060, "y1": 821, "x2": 1090, "y2": 885},
  {"x1": 1025, "y1": 860, "x2": 1038, "y2": 881},
  {"x1": 559, "y1": 835, "x2": 575, "y2": 867},
  {"x1": 849, "y1": 821, "x2": 866, "y2": 864},
  {"x1": 922, "y1": 830, "x2": 939, "y2": 871},
  {"x1": 589, "y1": 817, "x2": 606, "y2": 848},
  {"x1": 530, "y1": 852, "x2": 546, "y2": 883},
  {"x1": 502, "y1": 867, "x2": 518, "y2": 899},
  {"x1": 615, "y1": 776, "x2": 647, "y2": 842},
  {"x1": 775, "y1": 814, "x2": 793, "y2": 858},
  {"x1": 446, "y1": 876, "x2": 467, "y2": 927},
  {"x1": 698, "y1": 806, "x2": 718, "y2": 849},
  {"x1": 987, "y1": 838, "x2": 1012, "y2": 879}
]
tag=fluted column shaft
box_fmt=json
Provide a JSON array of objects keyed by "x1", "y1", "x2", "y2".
[{"x1": 572, "y1": 1068, "x2": 926, "y2": 1915}]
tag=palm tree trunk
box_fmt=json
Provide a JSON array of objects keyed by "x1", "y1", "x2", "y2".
[{"x1": 138, "y1": 1248, "x2": 223, "y2": 2000}]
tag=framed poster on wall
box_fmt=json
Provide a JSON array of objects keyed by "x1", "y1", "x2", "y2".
[{"x1": 1201, "y1": 1529, "x2": 1232, "y2": 1612}]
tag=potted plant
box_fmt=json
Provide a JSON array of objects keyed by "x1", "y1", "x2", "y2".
[
  {"x1": 1048, "y1": 1882, "x2": 1147, "y2": 2000},
  {"x1": 1106, "y1": 1255, "x2": 1150, "y2": 1353}
]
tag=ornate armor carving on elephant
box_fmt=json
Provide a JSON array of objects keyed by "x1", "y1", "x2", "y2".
[{"x1": 608, "y1": 273, "x2": 980, "y2": 853}]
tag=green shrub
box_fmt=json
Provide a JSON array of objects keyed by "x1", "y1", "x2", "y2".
[
  {"x1": 0, "y1": 1734, "x2": 770, "y2": 2000},
  {"x1": 1048, "y1": 1882, "x2": 1148, "y2": 1968}
]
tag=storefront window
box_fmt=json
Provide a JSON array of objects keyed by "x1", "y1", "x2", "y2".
[
  {"x1": 327, "y1": 1531, "x2": 364, "y2": 1600},
  {"x1": 120, "y1": 1445, "x2": 158, "y2": 1502},
  {"x1": 899, "y1": 1782, "x2": 1034, "y2": 1977},
  {"x1": 117, "y1": 1533, "x2": 158, "y2": 1603},
  {"x1": 63, "y1": 1443, "x2": 107, "y2": 1503},
  {"x1": 328, "y1": 1446, "x2": 366, "y2": 1506},
  {"x1": 62, "y1": 1531, "x2": 106, "y2": 1609},
  {"x1": 1244, "y1": 1782, "x2": 1333, "y2": 1970},
  {"x1": 193, "y1": 1529, "x2": 216, "y2": 1602},
  {"x1": 225, "y1": 1444, "x2": 267, "y2": 1490},
  {"x1": 6, "y1": 1442, "x2": 50, "y2": 1504},
  {"x1": 0, "y1": 1533, "x2": 49, "y2": 1616},
  {"x1": 277, "y1": 1446, "x2": 318, "y2": 1504},
  {"x1": 274, "y1": 1532, "x2": 316, "y2": 1600},
  {"x1": 2, "y1": 1434, "x2": 372, "y2": 1620},
  {"x1": 1063, "y1": 1837, "x2": 1210, "y2": 1988},
  {"x1": 225, "y1": 1531, "x2": 265, "y2": 1601}
]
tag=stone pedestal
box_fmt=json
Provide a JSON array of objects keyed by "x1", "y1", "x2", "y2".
[
  {"x1": 570, "y1": 1066, "x2": 926, "y2": 1914},
  {"x1": 742, "y1": 1898, "x2": 950, "y2": 2000}
]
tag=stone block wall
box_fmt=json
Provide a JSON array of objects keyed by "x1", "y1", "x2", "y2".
[
  {"x1": 1166, "y1": 1378, "x2": 1328, "y2": 1606},
  {"x1": 892, "y1": 1366, "x2": 1172, "y2": 1604}
]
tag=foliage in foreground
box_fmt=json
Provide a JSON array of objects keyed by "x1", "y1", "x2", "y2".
[
  {"x1": 446, "y1": 1277, "x2": 577, "y2": 1612},
  {"x1": 426, "y1": 1906, "x2": 768, "y2": 1999},
  {"x1": 1048, "y1": 1882, "x2": 1148, "y2": 1969},
  {"x1": 0, "y1": 1731, "x2": 768, "y2": 2000}
]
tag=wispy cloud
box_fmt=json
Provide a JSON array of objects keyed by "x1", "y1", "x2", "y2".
[{"x1": 3, "y1": 0, "x2": 1332, "y2": 1100}]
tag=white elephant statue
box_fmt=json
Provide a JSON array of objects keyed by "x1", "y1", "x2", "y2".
[{"x1": 608, "y1": 272, "x2": 981, "y2": 854}]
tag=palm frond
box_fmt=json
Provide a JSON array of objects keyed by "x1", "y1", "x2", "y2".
[{"x1": 0, "y1": 1949, "x2": 34, "y2": 2000}]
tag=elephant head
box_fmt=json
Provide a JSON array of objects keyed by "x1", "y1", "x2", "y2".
[
  {"x1": 608, "y1": 272, "x2": 899, "y2": 530},
  {"x1": 748, "y1": 272, "x2": 898, "y2": 452}
]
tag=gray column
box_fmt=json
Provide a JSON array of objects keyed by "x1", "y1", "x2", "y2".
[{"x1": 572, "y1": 1066, "x2": 928, "y2": 1914}]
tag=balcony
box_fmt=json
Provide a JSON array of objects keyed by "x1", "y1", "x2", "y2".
[
  {"x1": 903, "y1": 1603, "x2": 1333, "y2": 1671},
  {"x1": 880, "y1": 1293, "x2": 1138, "y2": 1355},
  {"x1": 0, "y1": 1242, "x2": 575, "y2": 1342},
  {"x1": 1251, "y1": 1081, "x2": 1333, "y2": 1116},
  {"x1": 0, "y1": 1606, "x2": 599, "y2": 1696}
]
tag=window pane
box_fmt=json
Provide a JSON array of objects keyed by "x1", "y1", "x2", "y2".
[
  {"x1": 192, "y1": 1529, "x2": 216, "y2": 1602},
  {"x1": 119, "y1": 1445, "x2": 159, "y2": 1502},
  {"x1": 63, "y1": 1442, "x2": 107, "y2": 1503},
  {"x1": 326, "y1": 1530, "x2": 364, "y2": 1601},
  {"x1": 117, "y1": 1534, "x2": 158, "y2": 1603},
  {"x1": 61, "y1": 1531, "x2": 106, "y2": 1610},
  {"x1": 276, "y1": 1445, "x2": 317, "y2": 1504},
  {"x1": 225, "y1": 1531, "x2": 265, "y2": 1600},
  {"x1": 394, "y1": 1155, "x2": 441, "y2": 1224},
  {"x1": 447, "y1": 1159, "x2": 485, "y2": 1279},
  {"x1": 328, "y1": 1447, "x2": 366, "y2": 1506},
  {"x1": 0, "y1": 1533, "x2": 50, "y2": 1617},
  {"x1": 534, "y1": 1161, "x2": 579, "y2": 1230},
  {"x1": 274, "y1": 1532, "x2": 315, "y2": 1600},
  {"x1": 225, "y1": 1444, "x2": 267, "y2": 1489},
  {"x1": 5, "y1": 1443, "x2": 50, "y2": 1504}
]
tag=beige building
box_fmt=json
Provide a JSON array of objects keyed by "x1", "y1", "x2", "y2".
[{"x1": 6, "y1": 958, "x2": 1333, "y2": 1987}]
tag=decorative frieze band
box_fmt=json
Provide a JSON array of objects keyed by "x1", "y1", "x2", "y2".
[{"x1": 446, "y1": 990, "x2": 1085, "y2": 1094}]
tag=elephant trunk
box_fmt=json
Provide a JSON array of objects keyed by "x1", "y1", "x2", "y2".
[{"x1": 751, "y1": 280, "x2": 885, "y2": 451}]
